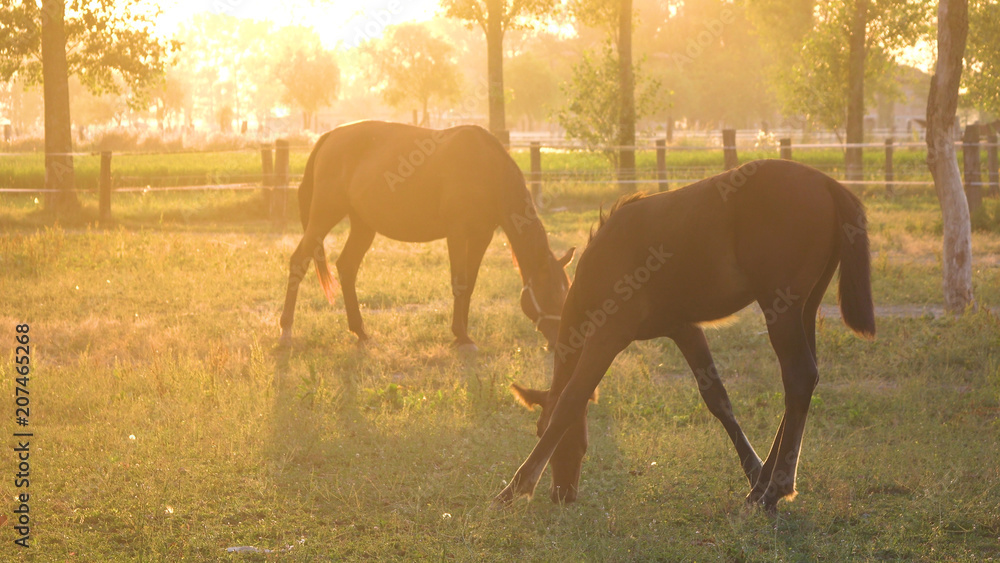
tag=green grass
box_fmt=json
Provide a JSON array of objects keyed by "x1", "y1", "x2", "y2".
[{"x1": 1, "y1": 185, "x2": 999, "y2": 560}]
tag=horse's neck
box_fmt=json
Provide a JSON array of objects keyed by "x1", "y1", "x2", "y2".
[{"x1": 499, "y1": 197, "x2": 550, "y2": 284}]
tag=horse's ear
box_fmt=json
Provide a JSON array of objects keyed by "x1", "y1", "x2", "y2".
[
  {"x1": 510, "y1": 383, "x2": 548, "y2": 410},
  {"x1": 557, "y1": 247, "x2": 576, "y2": 268}
]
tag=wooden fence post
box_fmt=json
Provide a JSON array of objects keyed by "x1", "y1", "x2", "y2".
[
  {"x1": 530, "y1": 141, "x2": 542, "y2": 204},
  {"x1": 779, "y1": 138, "x2": 792, "y2": 160},
  {"x1": 261, "y1": 144, "x2": 274, "y2": 186},
  {"x1": 722, "y1": 129, "x2": 738, "y2": 170},
  {"x1": 260, "y1": 143, "x2": 274, "y2": 208},
  {"x1": 884, "y1": 138, "x2": 894, "y2": 196},
  {"x1": 99, "y1": 151, "x2": 112, "y2": 222},
  {"x1": 272, "y1": 139, "x2": 289, "y2": 229},
  {"x1": 987, "y1": 131, "x2": 999, "y2": 197},
  {"x1": 963, "y1": 124, "x2": 983, "y2": 214},
  {"x1": 656, "y1": 138, "x2": 668, "y2": 192}
]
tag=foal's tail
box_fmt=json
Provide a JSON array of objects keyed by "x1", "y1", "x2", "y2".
[
  {"x1": 827, "y1": 179, "x2": 876, "y2": 338},
  {"x1": 299, "y1": 133, "x2": 338, "y2": 305}
]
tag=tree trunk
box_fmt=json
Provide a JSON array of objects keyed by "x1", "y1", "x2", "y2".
[
  {"x1": 926, "y1": 0, "x2": 974, "y2": 312},
  {"x1": 845, "y1": 0, "x2": 868, "y2": 183},
  {"x1": 40, "y1": 0, "x2": 78, "y2": 215},
  {"x1": 486, "y1": 0, "x2": 506, "y2": 138},
  {"x1": 618, "y1": 0, "x2": 635, "y2": 193}
]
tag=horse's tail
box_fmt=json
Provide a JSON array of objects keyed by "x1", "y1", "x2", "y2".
[
  {"x1": 299, "y1": 133, "x2": 338, "y2": 305},
  {"x1": 827, "y1": 178, "x2": 875, "y2": 338}
]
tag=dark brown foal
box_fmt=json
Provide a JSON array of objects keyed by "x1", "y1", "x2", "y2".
[{"x1": 495, "y1": 160, "x2": 875, "y2": 512}]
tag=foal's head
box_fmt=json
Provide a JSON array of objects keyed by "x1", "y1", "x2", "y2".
[
  {"x1": 520, "y1": 248, "x2": 575, "y2": 348},
  {"x1": 510, "y1": 381, "x2": 598, "y2": 503}
]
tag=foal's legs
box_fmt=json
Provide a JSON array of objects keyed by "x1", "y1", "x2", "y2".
[
  {"x1": 748, "y1": 259, "x2": 835, "y2": 507},
  {"x1": 279, "y1": 213, "x2": 344, "y2": 346},
  {"x1": 336, "y1": 218, "x2": 377, "y2": 341},
  {"x1": 747, "y1": 309, "x2": 818, "y2": 511},
  {"x1": 672, "y1": 324, "x2": 762, "y2": 486},
  {"x1": 447, "y1": 229, "x2": 493, "y2": 346},
  {"x1": 494, "y1": 332, "x2": 631, "y2": 505}
]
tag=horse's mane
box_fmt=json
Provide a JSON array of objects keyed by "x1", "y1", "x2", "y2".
[{"x1": 589, "y1": 191, "x2": 648, "y2": 242}]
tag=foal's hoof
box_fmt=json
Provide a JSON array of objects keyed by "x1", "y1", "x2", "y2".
[
  {"x1": 453, "y1": 340, "x2": 478, "y2": 353},
  {"x1": 744, "y1": 492, "x2": 778, "y2": 517},
  {"x1": 491, "y1": 486, "x2": 517, "y2": 510},
  {"x1": 550, "y1": 486, "x2": 578, "y2": 505}
]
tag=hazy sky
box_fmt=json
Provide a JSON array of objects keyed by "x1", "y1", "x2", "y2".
[{"x1": 158, "y1": 0, "x2": 442, "y2": 46}]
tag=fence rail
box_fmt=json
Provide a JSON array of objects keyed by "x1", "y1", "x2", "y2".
[{"x1": 3, "y1": 127, "x2": 999, "y2": 221}]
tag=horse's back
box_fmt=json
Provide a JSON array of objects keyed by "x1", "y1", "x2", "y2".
[
  {"x1": 578, "y1": 160, "x2": 846, "y2": 329},
  {"x1": 308, "y1": 121, "x2": 516, "y2": 242}
]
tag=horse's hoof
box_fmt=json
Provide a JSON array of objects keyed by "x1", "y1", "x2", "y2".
[
  {"x1": 454, "y1": 340, "x2": 478, "y2": 353},
  {"x1": 491, "y1": 486, "x2": 517, "y2": 510},
  {"x1": 550, "y1": 486, "x2": 578, "y2": 505},
  {"x1": 744, "y1": 492, "x2": 778, "y2": 517}
]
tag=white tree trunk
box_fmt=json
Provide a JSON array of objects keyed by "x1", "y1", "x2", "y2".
[{"x1": 926, "y1": 0, "x2": 974, "y2": 312}]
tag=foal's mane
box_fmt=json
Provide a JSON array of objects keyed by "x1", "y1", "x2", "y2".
[{"x1": 589, "y1": 191, "x2": 648, "y2": 242}]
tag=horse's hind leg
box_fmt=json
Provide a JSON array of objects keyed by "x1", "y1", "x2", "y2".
[
  {"x1": 336, "y1": 218, "x2": 376, "y2": 341},
  {"x1": 672, "y1": 323, "x2": 762, "y2": 486},
  {"x1": 747, "y1": 307, "x2": 818, "y2": 511},
  {"x1": 749, "y1": 256, "x2": 837, "y2": 504},
  {"x1": 279, "y1": 213, "x2": 343, "y2": 347}
]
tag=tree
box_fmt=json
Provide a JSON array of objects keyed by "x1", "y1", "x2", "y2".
[
  {"x1": 557, "y1": 43, "x2": 659, "y2": 169},
  {"x1": 505, "y1": 52, "x2": 559, "y2": 130},
  {"x1": 618, "y1": 0, "x2": 635, "y2": 190},
  {"x1": 567, "y1": 0, "x2": 650, "y2": 188},
  {"x1": 635, "y1": 0, "x2": 775, "y2": 128},
  {"x1": 272, "y1": 27, "x2": 339, "y2": 131},
  {"x1": 926, "y1": 0, "x2": 974, "y2": 312},
  {"x1": 365, "y1": 23, "x2": 462, "y2": 127},
  {"x1": 964, "y1": 0, "x2": 1000, "y2": 116},
  {"x1": 747, "y1": 0, "x2": 928, "y2": 179},
  {"x1": 442, "y1": 0, "x2": 558, "y2": 139},
  {"x1": 0, "y1": 0, "x2": 176, "y2": 215}
]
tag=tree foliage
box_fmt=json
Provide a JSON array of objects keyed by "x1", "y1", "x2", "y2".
[
  {"x1": 365, "y1": 23, "x2": 462, "y2": 126},
  {"x1": 964, "y1": 0, "x2": 1000, "y2": 117},
  {"x1": 557, "y1": 43, "x2": 659, "y2": 167},
  {"x1": 0, "y1": 0, "x2": 178, "y2": 105},
  {"x1": 505, "y1": 52, "x2": 560, "y2": 128},
  {"x1": 272, "y1": 26, "x2": 340, "y2": 130},
  {"x1": 441, "y1": 0, "x2": 559, "y2": 34},
  {"x1": 747, "y1": 0, "x2": 929, "y2": 132}
]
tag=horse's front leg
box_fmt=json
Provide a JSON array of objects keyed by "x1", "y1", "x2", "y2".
[
  {"x1": 494, "y1": 332, "x2": 630, "y2": 506},
  {"x1": 447, "y1": 229, "x2": 492, "y2": 348}
]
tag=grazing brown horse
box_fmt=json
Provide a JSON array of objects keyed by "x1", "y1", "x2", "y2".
[
  {"x1": 279, "y1": 121, "x2": 574, "y2": 349},
  {"x1": 494, "y1": 159, "x2": 875, "y2": 512}
]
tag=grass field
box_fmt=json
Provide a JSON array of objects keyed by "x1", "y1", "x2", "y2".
[{"x1": 1, "y1": 179, "x2": 999, "y2": 560}]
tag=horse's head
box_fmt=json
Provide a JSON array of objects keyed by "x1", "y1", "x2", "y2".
[
  {"x1": 509, "y1": 381, "x2": 598, "y2": 503},
  {"x1": 520, "y1": 247, "x2": 575, "y2": 348}
]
